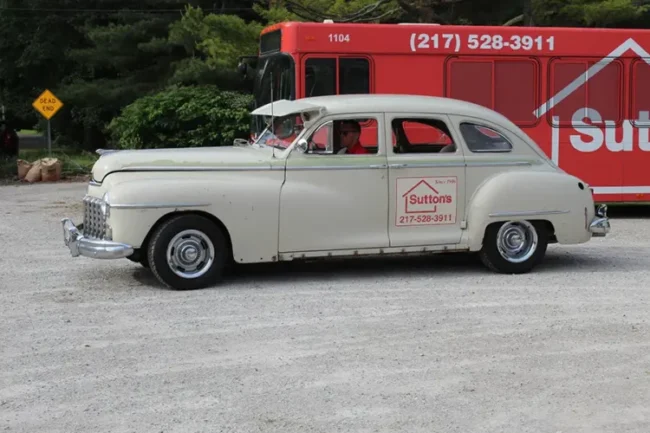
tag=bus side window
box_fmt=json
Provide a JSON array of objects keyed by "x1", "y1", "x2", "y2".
[
  {"x1": 304, "y1": 57, "x2": 370, "y2": 97},
  {"x1": 305, "y1": 58, "x2": 336, "y2": 97},
  {"x1": 339, "y1": 58, "x2": 370, "y2": 94},
  {"x1": 632, "y1": 59, "x2": 650, "y2": 127}
]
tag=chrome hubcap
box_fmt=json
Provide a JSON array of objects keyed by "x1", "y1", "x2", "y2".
[
  {"x1": 496, "y1": 221, "x2": 538, "y2": 264},
  {"x1": 166, "y1": 229, "x2": 214, "y2": 279}
]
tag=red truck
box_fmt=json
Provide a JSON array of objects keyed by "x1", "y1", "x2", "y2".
[{"x1": 240, "y1": 21, "x2": 650, "y2": 204}]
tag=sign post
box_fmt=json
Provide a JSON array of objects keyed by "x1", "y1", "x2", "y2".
[{"x1": 32, "y1": 89, "x2": 64, "y2": 156}]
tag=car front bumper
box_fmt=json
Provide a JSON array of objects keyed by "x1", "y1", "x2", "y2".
[
  {"x1": 61, "y1": 218, "x2": 134, "y2": 259},
  {"x1": 589, "y1": 204, "x2": 611, "y2": 237}
]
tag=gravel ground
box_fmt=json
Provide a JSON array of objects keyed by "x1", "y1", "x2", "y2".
[{"x1": 1, "y1": 182, "x2": 649, "y2": 433}]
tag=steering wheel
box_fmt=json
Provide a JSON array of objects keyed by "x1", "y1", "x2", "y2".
[{"x1": 309, "y1": 140, "x2": 326, "y2": 152}]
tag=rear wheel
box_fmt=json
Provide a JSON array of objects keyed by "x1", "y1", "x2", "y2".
[
  {"x1": 479, "y1": 220, "x2": 548, "y2": 274},
  {"x1": 147, "y1": 214, "x2": 228, "y2": 290}
]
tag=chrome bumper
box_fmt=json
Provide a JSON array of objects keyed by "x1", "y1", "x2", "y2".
[
  {"x1": 589, "y1": 204, "x2": 611, "y2": 237},
  {"x1": 61, "y1": 218, "x2": 134, "y2": 259}
]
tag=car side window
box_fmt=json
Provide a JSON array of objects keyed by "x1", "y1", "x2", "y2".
[
  {"x1": 307, "y1": 121, "x2": 333, "y2": 153},
  {"x1": 306, "y1": 116, "x2": 379, "y2": 155},
  {"x1": 459, "y1": 123, "x2": 513, "y2": 153},
  {"x1": 391, "y1": 117, "x2": 457, "y2": 154}
]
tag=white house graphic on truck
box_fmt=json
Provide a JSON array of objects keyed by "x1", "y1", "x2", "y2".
[
  {"x1": 533, "y1": 38, "x2": 650, "y2": 119},
  {"x1": 531, "y1": 38, "x2": 650, "y2": 195}
]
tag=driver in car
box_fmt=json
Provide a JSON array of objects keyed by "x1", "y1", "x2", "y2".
[{"x1": 337, "y1": 120, "x2": 369, "y2": 155}]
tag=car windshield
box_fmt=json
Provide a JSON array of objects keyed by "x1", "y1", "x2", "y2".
[{"x1": 252, "y1": 113, "x2": 304, "y2": 149}]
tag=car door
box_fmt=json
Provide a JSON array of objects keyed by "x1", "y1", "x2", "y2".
[
  {"x1": 385, "y1": 113, "x2": 467, "y2": 247},
  {"x1": 278, "y1": 112, "x2": 390, "y2": 253}
]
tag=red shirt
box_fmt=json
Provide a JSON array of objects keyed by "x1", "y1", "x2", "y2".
[{"x1": 347, "y1": 141, "x2": 369, "y2": 154}]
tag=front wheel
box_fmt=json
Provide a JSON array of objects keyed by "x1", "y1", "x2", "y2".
[
  {"x1": 147, "y1": 214, "x2": 228, "y2": 290},
  {"x1": 479, "y1": 220, "x2": 548, "y2": 274}
]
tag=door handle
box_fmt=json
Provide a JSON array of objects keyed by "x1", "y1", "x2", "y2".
[{"x1": 389, "y1": 163, "x2": 407, "y2": 169}]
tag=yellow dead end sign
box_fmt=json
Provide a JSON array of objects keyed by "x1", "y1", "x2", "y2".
[
  {"x1": 32, "y1": 89, "x2": 64, "y2": 156},
  {"x1": 32, "y1": 89, "x2": 64, "y2": 120}
]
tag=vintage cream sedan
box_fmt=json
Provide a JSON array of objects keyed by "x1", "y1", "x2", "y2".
[{"x1": 61, "y1": 94, "x2": 610, "y2": 290}]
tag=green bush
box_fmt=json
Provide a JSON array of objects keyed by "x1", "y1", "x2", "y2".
[{"x1": 107, "y1": 85, "x2": 253, "y2": 149}]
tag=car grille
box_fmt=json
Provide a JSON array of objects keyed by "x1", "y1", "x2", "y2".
[{"x1": 82, "y1": 195, "x2": 109, "y2": 240}]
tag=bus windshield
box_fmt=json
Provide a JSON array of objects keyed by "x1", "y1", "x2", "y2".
[{"x1": 251, "y1": 53, "x2": 295, "y2": 139}]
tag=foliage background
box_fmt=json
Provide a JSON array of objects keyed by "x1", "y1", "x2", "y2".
[{"x1": 0, "y1": 0, "x2": 648, "y2": 151}]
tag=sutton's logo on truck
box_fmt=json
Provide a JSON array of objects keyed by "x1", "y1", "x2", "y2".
[{"x1": 569, "y1": 108, "x2": 650, "y2": 152}]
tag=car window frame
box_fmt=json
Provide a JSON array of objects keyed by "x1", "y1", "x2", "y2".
[
  {"x1": 384, "y1": 112, "x2": 464, "y2": 157},
  {"x1": 296, "y1": 112, "x2": 386, "y2": 156},
  {"x1": 457, "y1": 121, "x2": 514, "y2": 154}
]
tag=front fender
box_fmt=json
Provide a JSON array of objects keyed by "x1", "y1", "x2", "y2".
[
  {"x1": 102, "y1": 170, "x2": 285, "y2": 262},
  {"x1": 466, "y1": 170, "x2": 595, "y2": 251}
]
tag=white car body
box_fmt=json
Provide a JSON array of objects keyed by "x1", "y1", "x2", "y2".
[{"x1": 61, "y1": 94, "x2": 610, "y2": 290}]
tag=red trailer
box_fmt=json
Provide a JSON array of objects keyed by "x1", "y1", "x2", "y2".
[{"x1": 242, "y1": 21, "x2": 650, "y2": 204}]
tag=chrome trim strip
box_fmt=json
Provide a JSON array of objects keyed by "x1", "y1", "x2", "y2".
[
  {"x1": 489, "y1": 209, "x2": 570, "y2": 217},
  {"x1": 388, "y1": 161, "x2": 532, "y2": 169},
  {"x1": 389, "y1": 162, "x2": 465, "y2": 168},
  {"x1": 119, "y1": 166, "x2": 279, "y2": 172},
  {"x1": 110, "y1": 203, "x2": 210, "y2": 210},
  {"x1": 96, "y1": 159, "x2": 536, "y2": 183},
  {"x1": 467, "y1": 161, "x2": 532, "y2": 167},
  {"x1": 286, "y1": 164, "x2": 387, "y2": 171},
  {"x1": 102, "y1": 161, "x2": 531, "y2": 174},
  {"x1": 469, "y1": 148, "x2": 512, "y2": 153}
]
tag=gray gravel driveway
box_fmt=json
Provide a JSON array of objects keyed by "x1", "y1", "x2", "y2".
[{"x1": 1, "y1": 182, "x2": 649, "y2": 433}]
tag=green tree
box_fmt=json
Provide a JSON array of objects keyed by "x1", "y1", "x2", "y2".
[
  {"x1": 254, "y1": 0, "x2": 402, "y2": 23},
  {"x1": 0, "y1": 1, "x2": 220, "y2": 147},
  {"x1": 57, "y1": 1, "x2": 218, "y2": 149},
  {"x1": 532, "y1": 0, "x2": 650, "y2": 27},
  {"x1": 167, "y1": 5, "x2": 263, "y2": 89}
]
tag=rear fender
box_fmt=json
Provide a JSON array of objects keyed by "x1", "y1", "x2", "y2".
[{"x1": 466, "y1": 170, "x2": 595, "y2": 251}]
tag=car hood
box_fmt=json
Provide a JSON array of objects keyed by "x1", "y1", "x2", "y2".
[{"x1": 91, "y1": 145, "x2": 276, "y2": 182}]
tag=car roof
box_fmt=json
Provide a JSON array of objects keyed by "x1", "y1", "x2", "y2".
[{"x1": 253, "y1": 94, "x2": 518, "y2": 129}]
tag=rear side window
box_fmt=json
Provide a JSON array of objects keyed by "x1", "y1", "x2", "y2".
[{"x1": 459, "y1": 123, "x2": 513, "y2": 153}]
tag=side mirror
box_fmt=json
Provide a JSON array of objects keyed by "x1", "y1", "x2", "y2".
[
  {"x1": 237, "y1": 61, "x2": 248, "y2": 77},
  {"x1": 295, "y1": 138, "x2": 308, "y2": 153}
]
